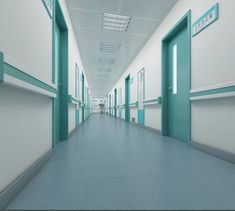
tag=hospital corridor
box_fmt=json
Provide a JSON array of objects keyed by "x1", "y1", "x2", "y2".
[{"x1": 0, "y1": 0, "x2": 235, "y2": 210}]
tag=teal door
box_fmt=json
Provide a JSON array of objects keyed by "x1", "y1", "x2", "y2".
[
  {"x1": 111, "y1": 95, "x2": 113, "y2": 116},
  {"x1": 82, "y1": 73, "x2": 85, "y2": 122},
  {"x1": 114, "y1": 89, "x2": 117, "y2": 118},
  {"x1": 166, "y1": 24, "x2": 190, "y2": 142},
  {"x1": 109, "y1": 94, "x2": 111, "y2": 115},
  {"x1": 125, "y1": 75, "x2": 130, "y2": 122},
  {"x1": 53, "y1": 22, "x2": 61, "y2": 145},
  {"x1": 75, "y1": 64, "x2": 79, "y2": 126},
  {"x1": 118, "y1": 88, "x2": 122, "y2": 118},
  {"x1": 53, "y1": 1, "x2": 69, "y2": 144}
]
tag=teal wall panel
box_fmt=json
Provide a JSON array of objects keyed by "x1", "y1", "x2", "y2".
[
  {"x1": 138, "y1": 109, "x2": 144, "y2": 125},
  {"x1": 76, "y1": 109, "x2": 80, "y2": 126}
]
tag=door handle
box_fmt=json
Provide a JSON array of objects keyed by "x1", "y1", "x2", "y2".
[{"x1": 168, "y1": 86, "x2": 172, "y2": 91}]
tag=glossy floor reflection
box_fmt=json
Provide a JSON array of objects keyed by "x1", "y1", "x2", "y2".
[{"x1": 7, "y1": 114, "x2": 235, "y2": 210}]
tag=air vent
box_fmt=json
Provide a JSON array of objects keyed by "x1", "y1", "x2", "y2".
[
  {"x1": 99, "y1": 58, "x2": 115, "y2": 65},
  {"x1": 100, "y1": 42, "x2": 121, "y2": 53},
  {"x1": 97, "y1": 74, "x2": 109, "y2": 78},
  {"x1": 95, "y1": 78, "x2": 108, "y2": 82},
  {"x1": 102, "y1": 13, "x2": 131, "y2": 32},
  {"x1": 98, "y1": 68, "x2": 112, "y2": 72}
]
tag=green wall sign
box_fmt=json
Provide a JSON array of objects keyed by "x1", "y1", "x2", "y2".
[{"x1": 192, "y1": 3, "x2": 219, "y2": 37}]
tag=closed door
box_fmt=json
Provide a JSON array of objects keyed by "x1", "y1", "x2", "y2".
[
  {"x1": 125, "y1": 75, "x2": 130, "y2": 121},
  {"x1": 75, "y1": 64, "x2": 79, "y2": 126},
  {"x1": 54, "y1": 22, "x2": 61, "y2": 145},
  {"x1": 82, "y1": 73, "x2": 85, "y2": 122},
  {"x1": 167, "y1": 26, "x2": 190, "y2": 142},
  {"x1": 109, "y1": 94, "x2": 111, "y2": 115},
  {"x1": 114, "y1": 89, "x2": 117, "y2": 117},
  {"x1": 118, "y1": 88, "x2": 122, "y2": 118}
]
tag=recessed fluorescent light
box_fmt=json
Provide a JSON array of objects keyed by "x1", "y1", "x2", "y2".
[
  {"x1": 99, "y1": 58, "x2": 115, "y2": 65},
  {"x1": 96, "y1": 74, "x2": 109, "y2": 79},
  {"x1": 100, "y1": 42, "x2": 121, "y2": 53},
  {"x1": 102, "y1": 13, "x2": 131, "y2": 32},
  {"x1": 95, "y1": 78, "x2": 108, "y2": 82},
  {"x1": 97, "y1": 73, "x2": 109, "y2": 76},
  {"x1": 98, "y1": 68, "x2": 112, "y2": 72}
]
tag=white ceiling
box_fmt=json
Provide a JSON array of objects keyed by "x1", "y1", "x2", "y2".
[{"x1": 66, "y1": 0, "x2": 177, "y2": 98}]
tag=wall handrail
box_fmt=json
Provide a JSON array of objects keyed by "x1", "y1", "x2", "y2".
[
  {"x1": 0, "y1": 52, "x2": 57, "y2": 98},
  {"x1": 68, "y1": 95, "x2": 79, "y2": 104},
  {"x1": 129, "y1": 101, "x2": 138, "y2": 107},
  {"x1": 190, "y1": 82, "x2": 235, "y2": 101},
  {"x1": 143, "y1": 97, "x2": 161, "y2": 106}
]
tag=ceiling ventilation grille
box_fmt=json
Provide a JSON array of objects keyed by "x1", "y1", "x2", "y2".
[
  {"x1": 97, "y1": 74, "x2": 109, "y2": 78},
  {"x1": 100, "y1": 42, "x2": 121, "y2": 53},
  {"x1": 99, "y1": 58, "x2": 115, "y2": 65},
  {"x1": 102, "y1": 13, "x2": 131, "y2": 32},
  {"x1": 98, "y1": 68, "x2": 112, "y2": 72},
  {"x1": 95, "y1": 78, "x2": 109, "y2": 82}
]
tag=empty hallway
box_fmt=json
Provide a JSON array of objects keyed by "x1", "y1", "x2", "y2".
[
  {"x1": 7, "y1": 114, "x2": 235, "y2": 210},
  {"x1": 1, "y1": 0, "x2": 235, "y2": 210}
]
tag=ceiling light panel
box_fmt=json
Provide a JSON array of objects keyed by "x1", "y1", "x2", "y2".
[
  {"x1": 97, "y1": 74, "x2": 109, "y2": 77},
  {"x1": 95, "y1": 78, "x2": 109, "y2": 82},
  {"x1": 99, "y1": 58, "x2": 115, "y2": 65},
  {"x1": 100, "y1": 42, "x2": 121, "y2": 53},
  {"x1": 98, "y1": 68, "x2": 112, "y2": 72},
  {"x1": 102, "y1": 13, "x2": 131, "y2": 32}
]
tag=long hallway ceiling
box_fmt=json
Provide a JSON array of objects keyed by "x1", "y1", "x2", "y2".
[{"x1": 66, "y1": 0, "x2": 177, "y2": 97}]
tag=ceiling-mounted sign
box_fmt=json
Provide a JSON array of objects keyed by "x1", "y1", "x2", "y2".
[
  {"x1": 42, "y1": 0, "x2": 53, "y2": 18},
  {"x1": 192, "y1": 3, "x2": 219, "y2": 37}
]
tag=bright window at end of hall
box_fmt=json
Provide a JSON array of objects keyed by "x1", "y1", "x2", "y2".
[{"x1": 173, "y1": 44, "x2": 177, "y2": 94}]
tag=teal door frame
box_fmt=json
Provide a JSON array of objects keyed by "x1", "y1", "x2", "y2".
[
  {"x1": 125, "y1": 75, "x2": 130, "y2": 122},
  {"x1": 137, "y1": 68, "x2": 145, "y2": 125},
  {"x1": 53, "y1": 0, "x2": 69, "y2": 145},
  {"x1": 109, "y1": 94, "x2": 111, "y2": 115},
  {"x1": 82, "y1": 73, "x2": 85, "y2": 122},
  {"x1": 114, "y1": 88, "x2": 117, "y2": 118},
  {"x1": 161, "y1": 11, "x2": 191, "y2": 142},
  {"x1": 118, "y1": 88, "x2": 122, "y2": 118},
  {"x1": 75, "y1": 64, "x2": 79, "y2": 126}
]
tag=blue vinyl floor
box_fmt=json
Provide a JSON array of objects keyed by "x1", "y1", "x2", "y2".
[{"x1": 7, "y1": 114, "x2": 235, "y2": 210}]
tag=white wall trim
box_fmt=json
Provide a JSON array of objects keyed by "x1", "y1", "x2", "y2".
[
  {"x1": 190, "y1": 81, "x2": 235, "y2": 94},
  {"x1": 4, "y1": 53, "x2": 57, "y2": 89},
  {"x1": 190, "y1": 91, "x2": 235, "y2": 101},
  {"x1": 3, "y1": 75, "x2": 57, "y2": 98}
]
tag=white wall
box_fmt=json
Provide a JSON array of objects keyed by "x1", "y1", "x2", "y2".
[
  {"x1": 0, "y1": 0, "x2": 53, "y2": 193},
  {"x1": 0, "y1": 86, "x2": 52, "y2": 192},
  {"x1": 0, "y1": 0, "x2": 92, "y2": 193},
  {"x1": 108, "y1": 0, "x2": 235, "y2": 153},
  {"x1": 0, "y1": 0, "x2": 52, "y2": 83}
]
